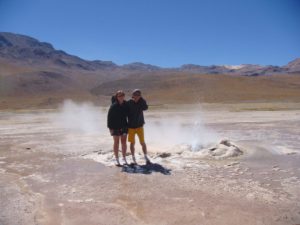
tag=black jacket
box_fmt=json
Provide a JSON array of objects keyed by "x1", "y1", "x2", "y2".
[
  {"x1": 107, "y1": 101, "x2": 129, "y2": 129},
  {"x1": 127, "y1": 97, "x2": 148, "y2": 128}
]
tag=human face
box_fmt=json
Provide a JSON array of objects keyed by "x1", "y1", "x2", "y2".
[
  {"x1": 132, "y1": 94, "x2": 141, "y2": 102},
  {"x1": 117, "y1": 94, "x2": 125, "y2": 104}
]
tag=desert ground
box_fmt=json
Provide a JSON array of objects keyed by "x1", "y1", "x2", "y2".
[{"x1": 1, "y1": 101, "x2": 300, "y2": 225}]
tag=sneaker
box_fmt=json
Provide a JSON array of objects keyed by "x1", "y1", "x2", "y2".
[
  {"x1": 132, "y1": 156, "x2": 137, "y2": 165},
  {"x1": 122, "y1": 158, "x2": 128, "y2": 166},
  {"x1": 144, "y1": 155, "x2": 151, "y2": 164},
  {"x1": 115, "y1": 163, "x2": 122, "y2": 167},
  {"x1": 115, "y1": 159, "x2": 121, "y2": 167}
]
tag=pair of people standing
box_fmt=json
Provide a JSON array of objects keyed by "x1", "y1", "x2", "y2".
[{"x1": 107, "y1": 89, "x2": 150, "y2": 166}]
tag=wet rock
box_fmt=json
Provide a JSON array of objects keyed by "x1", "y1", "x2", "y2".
[
  {"x1": 199, "y1": 139, "x2": 243, "y2": 159},
  {"x1": 226, "y1": 162, "x2": 240, "y2": 167},
  {"x1": 158, "y1": 152, "x2": 172, "y2": 158},
  {"x1": 272, "y1": 166, "x2": 280, "y2": 171},
  {"x1": 219, "y1": 139, "x2": 232, "y2": 147}
]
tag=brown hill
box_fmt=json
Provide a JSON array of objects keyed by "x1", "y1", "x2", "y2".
[
  {"x1": 91, "y1": 73, "x2": 300, "y2": 104},
  {"x1": 1, "y1": 32, "x2": 300, "y2": 109}
]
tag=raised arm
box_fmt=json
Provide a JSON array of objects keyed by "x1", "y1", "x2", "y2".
[{"x1": 139, "y1": 97, "x2": 148, "y2": 111}]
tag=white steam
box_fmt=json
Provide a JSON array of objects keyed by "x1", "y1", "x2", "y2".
[
  {"x1": 52, "y1": 100, "x2": 219, "y2": 153},
  {"x1": 53, "y1": 100, "x2": 106, "y2": 134},
  {"x1": 145, "y1": 112, "x2": 219, "y2": 151}
]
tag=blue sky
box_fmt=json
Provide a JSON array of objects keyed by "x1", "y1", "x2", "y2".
[{"x1": 0, "y1": 0, "x2": 299, "y2": 67}]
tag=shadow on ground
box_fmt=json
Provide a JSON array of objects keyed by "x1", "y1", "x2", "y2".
[{"x1": 121, "y1": 162, "x2": 171, "y2": 175}]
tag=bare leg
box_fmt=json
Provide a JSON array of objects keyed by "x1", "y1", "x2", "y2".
[
  {"x1": 121, "y1": 135, "x2": 127, "y2": 164},
  {"x1": 130, "y1": 143, "x2": 137, "y2": 164},
  {"x1": 141, "y1": 142, "x2": 147, "y2": 155},
  {"x1": 113, "y1": 136, "x2": 120, "y2": 165},
  {"x1": 141, "y1": 142, "x2": 150, "y2": 163}
]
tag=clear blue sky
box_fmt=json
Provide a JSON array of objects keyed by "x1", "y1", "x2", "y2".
[{"x1": 0, "y1": 0, "x2": 299, "y2": 67}]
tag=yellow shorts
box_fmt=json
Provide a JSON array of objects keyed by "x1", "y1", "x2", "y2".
[{"x1": 128, "y1": 127, "x2": 145, "y2": 144}]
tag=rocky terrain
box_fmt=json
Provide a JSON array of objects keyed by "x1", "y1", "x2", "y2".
[{"x1": 0, "y1": 103, "x2": 300, "y2": 225}]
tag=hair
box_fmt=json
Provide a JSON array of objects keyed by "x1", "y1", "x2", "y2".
[
  {"x1": 114, "y1": 90, "x2": 125, "y2": 104},
  {"x1": 111, "y1": 95, "x2": 116, "y2": 104}
]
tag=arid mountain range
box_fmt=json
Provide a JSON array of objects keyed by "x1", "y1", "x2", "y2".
[{"x1": 0, "y1": 32, "x2": 300, "y2": 109}]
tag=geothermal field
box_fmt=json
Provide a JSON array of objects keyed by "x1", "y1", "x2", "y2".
[
  {"x1": 1, "y1": 2, "x2": 300, "y2": 224},
  {"x1": 1, "y1": 101, "x2": 300, "y2": 225}
]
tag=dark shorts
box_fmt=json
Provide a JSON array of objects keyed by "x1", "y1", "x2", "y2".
[{"x1": 110, "y1": 127, "x2": 128, "y2": 136}]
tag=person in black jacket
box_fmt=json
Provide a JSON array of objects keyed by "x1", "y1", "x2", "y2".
[
  {"x1": 107, "y1": 90, "x2": 129, "y2": 166},
  {"x1": 127, "y1": 89, "x2": 150, "y2": 164}
]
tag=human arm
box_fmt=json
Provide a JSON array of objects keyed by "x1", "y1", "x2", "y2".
[
  {"x1": 138, "y1": 97, "x2": 148, "y2": 111},
  {"x1": 107, "y1": 105, "x2": 114, "y2": 129}
]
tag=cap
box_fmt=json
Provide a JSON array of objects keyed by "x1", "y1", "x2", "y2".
[{"x1": 132, "y1": 89, "x2": 141, "y2": 96}]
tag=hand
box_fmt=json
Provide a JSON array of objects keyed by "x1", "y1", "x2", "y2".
[
  {"x1": 132, "y1": 95, "x2": 141, "y2": 102},
  {"x1": 109, "y1": 129, "x2": 114, "y2": 135}
]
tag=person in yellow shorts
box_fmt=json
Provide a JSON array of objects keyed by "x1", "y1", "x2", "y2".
[{"x1": 127, "y1": 89, "x2": 150, "y2": 164}]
